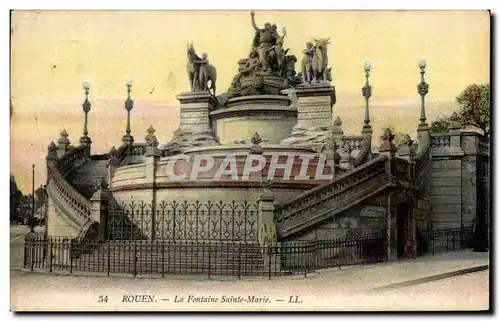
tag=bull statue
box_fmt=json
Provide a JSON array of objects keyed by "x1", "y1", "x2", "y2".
[{"x1": 311, "y1": 37, "x2": 330, "y2": 83}]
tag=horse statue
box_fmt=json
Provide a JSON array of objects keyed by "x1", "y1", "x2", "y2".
[
  {"x1": 311, "y1": 38, "x2": 330, "y2": 83},
  {"x1": 186, "y1": 43, "x2": 217, "y2": 95}
]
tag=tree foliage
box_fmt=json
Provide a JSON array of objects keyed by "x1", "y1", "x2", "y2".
[
  {"x1": 456, "y1": 84, "x2": 490, "y2": 138},
  {"x1": 382, "y1": 124, "x2": 406, "y2": 146},
  {"x1": 10, "y1": 175, "x2": 22, "y2": 220},
  {"x1": 430, "y1": 116, "x2": 451, "y2": 133}
]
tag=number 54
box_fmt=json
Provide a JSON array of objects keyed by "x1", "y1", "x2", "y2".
[{"x1": 98, "y1": 295, "x2": 108, "y2": 302}]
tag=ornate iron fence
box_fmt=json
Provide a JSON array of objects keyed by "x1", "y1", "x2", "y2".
[
  {"x1": 22, "y1": 227, "x2": 475, "y2": 279},
  {"x1": 23, "y1": 233, "x2": 386, "y2": 278},
  {"x1": 421, "y1": 227, "x2": 474, "y2": 255},
  {"x1": 107, "y1": 200, "x2": 259, "y2": 242}
]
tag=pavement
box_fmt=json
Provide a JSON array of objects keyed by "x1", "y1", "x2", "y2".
[{"x1": 10, "y1": 247, "x2": 490, "y2": 311}]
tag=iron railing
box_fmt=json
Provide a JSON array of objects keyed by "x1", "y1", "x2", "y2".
[
  {"x1": 420, "y1": 227, "x2": 474, "y2": 255},
  {"x1": 23, "y1": 233, "x2": 386, "y2": 279},
  {"x1": 22, "y1": 227, "x2": 476, "y2": 279},
  {"x1": 107, "y1": 200, "x2": 259, "y2": 242}
]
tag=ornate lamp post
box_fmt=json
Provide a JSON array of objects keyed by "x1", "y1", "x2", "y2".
[
  {"x1": 30, "y1": 164, "x2": 35, "y2": 232},
  {"x1": 417, "y1": 60, "x2": 429, "y2": 130},
  {"x1": 362, "y1": 61, "x2": 373, "y2": 136},
  {"x1": 122, "y1": 77, "x2": 134, "y2": 145},
  {"x1": 79, "y1": 80, "x2": 92, "y2": 147}
]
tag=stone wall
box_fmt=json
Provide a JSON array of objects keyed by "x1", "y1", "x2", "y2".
[
  {"x1": 45, "y1": 196, "x2": 80, "y2": 238},
  {"x1": 209, "y1": 95, "x2": 296, "y2": 144},
  {"x1": 427, "y1": 132, "x2": 489, "y2": 231},
  {"x1": 428, "y1": 158, "x2": 463, "y2": 230}
]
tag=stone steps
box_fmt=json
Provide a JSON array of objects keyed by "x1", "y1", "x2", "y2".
[{"x1": 69, "y1": 241, "x2": 267, "y2": 275}]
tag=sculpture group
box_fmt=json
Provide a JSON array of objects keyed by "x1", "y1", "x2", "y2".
[
  {"x1": 300, "y1": 38, "x2": 332, "y2": 84},
  {"x1": 186, "y1": 43, "x2": 217, "y2": 94},
  {"x1": 185, "y1": 11, "x2": 332, "y2": 99}
]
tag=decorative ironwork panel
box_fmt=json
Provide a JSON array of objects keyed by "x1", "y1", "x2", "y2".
[{"x1": 109, "y1": 200, "x2": 258, "y2": 241}]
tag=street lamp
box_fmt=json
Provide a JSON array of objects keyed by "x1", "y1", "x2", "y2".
[
  {"x1": 417, "y1": 60, "x2": 429, "y2": 129},
  {"x1": 80, "y1": 79, "x2": 92, "y2": 146},
  {"x1": 362, "y1": 61, "x2": 373, "y2": 136},
  {"x1": 122, "y1": 77, "x2": 134, "y2": 145},
  {"x1": 30, "y1": 164, "x2": 35, "y2": 232}
]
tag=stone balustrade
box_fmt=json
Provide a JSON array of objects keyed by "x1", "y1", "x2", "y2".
[
  {"x1": 275, "y1": 155, "x2": 389, "y2": 224},
  {"x1": 343, "y1": 135, "x2": 365, "y2": 151},
  {"x1": 56, "y1": 145, "x2": 86, "y2": 176},
  {"x1": 47, "y1": 162, "x2": 92, "y2": 226},
  {"x1": 431, "y1": 135, "x2": 451, "y2": 148}
]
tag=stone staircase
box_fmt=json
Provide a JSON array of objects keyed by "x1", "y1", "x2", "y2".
[
  {"x1": 70, "y1": 241, "x2": 268, "y2": 276},
  {"x1": 66, "y1": 159, "x2": 109, "y2": 199},
  {"x1": 275, "y1": 155, "x2": 391, "y2": 239}
]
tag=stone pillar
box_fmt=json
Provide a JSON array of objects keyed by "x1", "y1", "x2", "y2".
[
  {"x1": 47, "y1": 141, "x2": 58, "y2": 164},
  {"x1": 448, "y1": 111, "x2": 462, "y2": 153},
  {"x1": 397, "y1": 134, "x2": 416, "y2": 162},
  {"x1": 412, "y1": 207, "x2": 417, "y2": 257},
  {"x1": 332, "y1": 117, "x2": 344, "y2": 144},
  {"x1": 57, "y1": 129, "x2": 71, "y2": 158},
  {"x1": 258, "y1": 184, "x2": 280, "y2": 274},
  {"x1": 90, "y1": 178, "x2": 110, "y2": 239},
  {"x1": 387, "y1": 193, "x2": 397, "y2": 261},
  {"x1": 258, "y1": 185, "x2": 277, "y2": 246},
  {"x1": 338, "y1": 140, "x2": 353, "y2": 171},
  {"x1": 282, "y1": 84, "x2": 336, "y2": 150},
  {"x1": 144, "y1": 126, "x2": 161, "y2": 240},
  {"x1": 107, "y1": 146, "x2": 120, "y2": 187},
  {"x1": 378, "y1": 128, "x2": 397, "y2": 160},
  {"x1": 397, "y1": 134, "x2": 416, "y2": 181}
]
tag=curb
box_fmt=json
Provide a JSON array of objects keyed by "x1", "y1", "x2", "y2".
[{"x1": 369, "y1": 264, "x2": 489, "y2": 292}]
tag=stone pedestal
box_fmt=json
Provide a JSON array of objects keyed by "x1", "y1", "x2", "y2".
[
  {"x1": 90, "y1": 182, "x2": 110, "y2": 239},
  {"x1": 210, "y1": 95, "x2": 296, "y2": 144},
  {"x1": 107, "y1": 147, "x2": 120, "y2": 187},
  {"x1": 258, "y1": 188, "x2": 277, "y2": 246},
  {"x1": 57, "y1": 129, "x2": 71, "y2": 158},
  {"x1": 448, "y1": 113, "x2": 463, "y2": 154},
  {"x1": 178, "y1": 92, "x2": 216, "y2": 132},
  {"x1": 164, "y1": 92, "x2": 219, "y2": 151},
  {"x1": 281, "y1": 84, "x2": 336, "y2": 151},
  {"x1": 258, "y1": 187, "x2": 281, "y2": 274}
]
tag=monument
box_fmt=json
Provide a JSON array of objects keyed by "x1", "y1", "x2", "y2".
[{"x1": 27, "y1": 12, "x2": 489, "y2": 277}]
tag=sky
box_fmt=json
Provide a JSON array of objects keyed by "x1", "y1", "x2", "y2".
[{"x1": 10, "y1": 10, "x2": 490, "y2": 193}]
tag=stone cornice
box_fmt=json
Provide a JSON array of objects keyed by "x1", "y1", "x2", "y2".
[{"x1": 111, "y1": 180, "x2": 320, "y2": 192}]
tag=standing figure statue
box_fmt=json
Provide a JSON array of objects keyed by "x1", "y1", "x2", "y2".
[
  {"x1": 186, "y1": 43, "x2": 217, "y2": 95},
  {"x1": 186, "y1": 43, "x2": 199, "y2": 91},
  {"x1": 269, "y1": 26, "x2": 287, "y2": 76},
  {"x1": 301, "y1": 42, "x2": 315, "y2": 83},
  {"x1": 250, "y1": 11, "x2": 278, "y2": 72},
  {"x1": 311, "y1": 38, "x2": 330, "y2": 83},
  {"x1": 195, "y1": 53, "x2": 217, "y2": 95}
]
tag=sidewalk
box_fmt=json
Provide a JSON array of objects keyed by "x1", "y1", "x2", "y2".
[
  {"x1": 306, "y1": 249, "x2": 489, "y2": 292},
  {"x1": 10, "y1": 249, "x2": 489, "y2": 311}
]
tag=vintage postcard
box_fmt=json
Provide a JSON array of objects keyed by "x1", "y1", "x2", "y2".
[{"x1": 9, "y1": 10, "x2": 490, "y2": 312}]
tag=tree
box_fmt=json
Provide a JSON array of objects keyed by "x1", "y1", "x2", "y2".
[
  {"x1": 456, "y1": 84, "x2": 490, "y2": 138},
  {"x1": 382, "y1": 125, "x2": 406, "y2": 147},
  {"x1": 35, "y1": 185, "x2": 47, "y2": 210},
  {"x1": 10, "y1": 175, "x2": 23, "y2": 222},
  {"x1": 430, "y1": 116, "x2": 451, "y2": 133}
]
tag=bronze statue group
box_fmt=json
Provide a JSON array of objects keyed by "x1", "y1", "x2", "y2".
[{"x1": 186, "y1": 11, "x2": 332, "y2": 96}]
